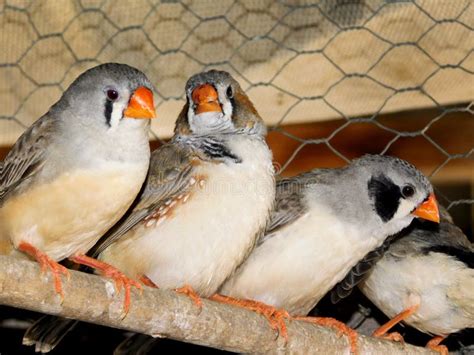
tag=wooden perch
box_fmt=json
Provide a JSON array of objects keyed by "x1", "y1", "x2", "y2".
[{"x1": 0, "y1": 255, "x2": 434, "y2": 354}]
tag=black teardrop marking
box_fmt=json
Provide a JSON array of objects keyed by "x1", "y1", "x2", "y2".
[
  {"x1": 368, "y1": 175, "x2": 401, "y2": 222},
  {"x1": 104, "y1": 99, "x2": 113, "y2": 127},
  {"x1": 423, "y1": 245, "x2": 474, "y2": 269}
]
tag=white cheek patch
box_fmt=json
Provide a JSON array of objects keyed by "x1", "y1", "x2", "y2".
[
  {"x1": 220, "y1": 96, "x2": 233, "y2": 118},
  {"x1": 393, "y1": 198, "x2": 415, "y2": 220},
  {"x1": 110, "y1": 101, "x2": 127, "y2": 129}
]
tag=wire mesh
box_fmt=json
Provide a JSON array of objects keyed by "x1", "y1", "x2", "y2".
[{"x1": 0, "y1": 0, "x2": 472, "y2": 230}]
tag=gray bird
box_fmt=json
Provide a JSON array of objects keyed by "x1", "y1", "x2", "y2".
[
  {"x1": 0, "y1": 63, "x2": 156, "y2": 308},
  {"x1": 357, "y1": 207, "x2": 473, "y2": 355},
  {"x1": 217, "y1": 154, "x2": 439, "y2": 353},
  {"x1": 23, "y1": 69, "x2": 275, "y2": 353}
]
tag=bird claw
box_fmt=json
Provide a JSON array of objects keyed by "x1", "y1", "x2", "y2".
[
  {"x1": 18, "y1": 241, "x2": 69, "y2": 300},
  {"x1": 139, "y1": 275, "x2": 159, "y2": 288},
  {"x1": 380, "y1": 331, "x2": 404, "y2": 343},
  {"x1": 69, "y1": 254, "x2": 141, "y2": 316},
  {"x1": 426, "y1": 336, "x2": 448, "y2": 355},
  {"x1": 175, "y1": 285, "x2": 202, "y2": 308},
  {"x1": 210, "y1": 294, "x2": 290, "y2": 342},
  {"x1": 102, "y1": 268, "x2": 143, "y2": 315},
  {"x1": 294, "y1": 316, "x2": 359, "y2": 355},
  {"x1": 41, "y1": 256, "x2": 69, "y2": 300}
]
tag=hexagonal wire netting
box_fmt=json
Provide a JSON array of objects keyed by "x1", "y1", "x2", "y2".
[{"x1": 0, "y1": 0, "x2": 472, "y2": 233}]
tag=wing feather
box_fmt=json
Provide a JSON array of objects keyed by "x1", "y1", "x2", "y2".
[{"x1": 90, "y1": 143, "x2": 196, "y2": 257}]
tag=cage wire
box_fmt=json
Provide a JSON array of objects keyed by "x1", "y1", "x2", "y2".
[{"x1": 0, "y1": 0, "x2": 472, "y2": 230}]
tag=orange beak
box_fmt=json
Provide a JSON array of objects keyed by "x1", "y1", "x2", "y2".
[
  {"x1": 412, "y1": 193, "x2": 440, "y2": 223},
  {"x1": 124, "y1": 86, "x2": 156, "y2": 119},
  {"x1": 192, "y1": 84, "x2": 222, "y2": 114}
]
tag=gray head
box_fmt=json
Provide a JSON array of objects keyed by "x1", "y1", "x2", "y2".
[
  {"x1": 174, "y1": 70, "x2": 265, "y2": 136},
  {"x1": 351, "y1": 154, "x2": 438, "y2": 224},
  {"x1": 51, "y1": 63, "x2": 156, "y2": 132},
  {"x1": 306, "y1": 154, "x2": 439, "y2": 238}
]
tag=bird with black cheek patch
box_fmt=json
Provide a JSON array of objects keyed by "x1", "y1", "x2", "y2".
[
  {"x1": 216, "y1": 154, "x2": 439, "y2": 354},
  {"x1": 355, "y1": 206, "x2": 473, "y2": 355},
  {"x1": 23, "y1": 70, "x2": 275, "y2": 353},
  {"x1": 0, "y1": 63, "x2": 156, "y2": 312}
]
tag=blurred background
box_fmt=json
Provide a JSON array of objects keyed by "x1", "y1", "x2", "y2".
[{"x1": 0, "y1": 0, "x2": 472, "y2": 354}]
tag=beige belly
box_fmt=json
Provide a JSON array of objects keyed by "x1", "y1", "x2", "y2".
[
  {"x1": 0, "y1": 166, "x2": 145, "y2": 260},
  {"x1": 101, "y1": 139, "x2": 275, "y2": 296}
]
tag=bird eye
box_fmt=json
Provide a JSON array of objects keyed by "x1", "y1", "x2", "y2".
[
  {"x1": 226, "y1": 86, "x2": 234, "y2": 99},
  {"x1": 401, "y1": 185, "x2": 415, "y2": 198},
  {"x1": 106, "y1": 89, "x2": 119, "y2": 101}
]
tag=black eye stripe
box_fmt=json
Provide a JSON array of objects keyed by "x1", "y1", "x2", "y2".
[{"x1": 104, "y1": 99, "x2": 113, "y2": 127}]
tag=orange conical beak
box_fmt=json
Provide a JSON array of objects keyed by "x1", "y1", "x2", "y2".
[
  {"x1": 124, "y1": 86, "x2": 156, "y2": 119},
  {"x1": 192, "y1": 84, "x2": 222, "y2": 114},
  {"x1": 412, "y1": 193, "x2": 440, "y2": 223}
]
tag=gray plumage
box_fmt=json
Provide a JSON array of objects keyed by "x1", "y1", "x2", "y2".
[
  {"x1": 0, "y1": 62, "x2": 153, "y2": 260},
  {"x1": 95, "y1": 70, "x2": 275, "y2": 295},
  {"x1": 24, "y1": 69, "x2": 275, "y2": 352},
  {"x1": 220, "y1": 154, "x2": 435, "y2": 316},
  {"x1": 331, "y1": 206, "x2": 459, "y2": 304},
  {"x1": 330, "y1": 232, "x2": 401, "y2": 304},
  {"x1": 359, "y1": 207, "x2": 474, "y2": 336}
]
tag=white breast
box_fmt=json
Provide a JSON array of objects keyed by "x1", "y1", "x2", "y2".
[
  {"x1": 102, "y1": 136, "x2": 274, "y2": 296},
  {"x1": 0, "y1": 161, "x2": 148, "y2": 261},
  {"x1": 221, "y1": 202, "x2": 384, "y2": 315},
  {"x1": 360, "y1": 252, "x2": 474, "y2": 335}
]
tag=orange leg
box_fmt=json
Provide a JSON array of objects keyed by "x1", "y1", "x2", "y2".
[
  {"x1": 294, "y1": 316, "x2": 359, "y2": 355},
  {"x1": 175, "y1": 284, "x2": 203, "y2": 308},
  {"x1": 426, "y1": 336, "x2": 448, "y2": 355},
  {"x1": 69, "y1": 254, "x2": 142, "y2": 316},
  {"x1": 18, "y1": 242, "x2": 69, "y2": 299},
  {"x1": 372, "y1": 304, "x2": 420, "y2": 342},
  {"x1": 210, "y1": 294, "x2": 290, "y2": 342},
  {"x1": 139, "y1": 275, "x2": 158, "y2": 288}
]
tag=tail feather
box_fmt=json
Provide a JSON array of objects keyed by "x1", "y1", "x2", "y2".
[
  {"x1": 114, "y1": 333, "x2": 158, "y2": 355},
  {"x1": 23, "y1": 315, "x2": 78, "y2": 353}
]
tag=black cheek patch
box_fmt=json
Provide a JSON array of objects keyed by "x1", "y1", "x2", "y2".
[
  {"x1": 368, "y1": 175, "x2": 401, "y2": 222},
  {"x1": 104, "y1": 99, "x2": 113, "y2": 127}
]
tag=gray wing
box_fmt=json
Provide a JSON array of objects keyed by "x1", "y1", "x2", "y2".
[
  {"x1": 90, "y1": 143, "x2": 196, "y2": 257},
  {"x1": 258, "y1": 170, "x2": 325, "y2": 245},
  {"x1": 0, "y1": 116, "x2": 54, "y2": 202},
  {"x1": 330, "y1": 231, "x2": 403, "y2": 304},
  {"x1": 330, "y1": 206, "x2": 473, "y2": 304}
]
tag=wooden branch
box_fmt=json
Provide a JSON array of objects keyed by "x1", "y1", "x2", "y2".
[{"x1": 0, "y1": 256, "x2": 434, "y2": 354}]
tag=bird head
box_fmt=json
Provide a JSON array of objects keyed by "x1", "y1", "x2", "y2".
[
  {"x1": 174, "y1": 70, "x2": 265, "y2": 136},
  {"x1": 350, "y1": 155, "x2": 439, "y2": 235},
  {"x1": 57, "y1": 63, "x2": 156, "y2": 132}
]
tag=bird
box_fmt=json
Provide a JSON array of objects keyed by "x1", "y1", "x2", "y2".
[
  {"x1": 217, "y1": 154, "x2": 440, "y2": 354},
  {"x1": 22, "y1": 69, "x2": 275, "y2": 353},
  {"x1": 356, "y1": 206, "x2": 473, "y2": 355},
  {"x1": 0, "y1": 63, "x2": 156, "y2": 311}
]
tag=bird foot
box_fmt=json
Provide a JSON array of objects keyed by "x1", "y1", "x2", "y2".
[
  {"x1": 18, "y1": 242, "x2": 69, "y2": 299},
  {"x1": 139, "y1": 275, "x2": 159, "y2": 288},
  {"x1": 426, "y1": 336, "x2": 448, "y2": 355},
  {"x1": 175, "y1": 284, "x2": 202, "y2": 308},
  {"x1": 294, "y1": 316, "x2": 359, "y2": 355},
  {"x1": 377, "y1": 331, "x2": 405, "y2": 343},
  {"x1": 70, "y1": 254, "x2": 142, "y2": 316},
  {"x1": 210, "y1": 294, "x2": 290, "y2": 342},
  {"x1": 372, "y1": 303, "x2": 419, "y2": 341}
]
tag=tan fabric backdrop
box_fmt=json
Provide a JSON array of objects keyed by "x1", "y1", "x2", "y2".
[{"x1": 0, "y1": 0, "x2": 472, "y2": 145}]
